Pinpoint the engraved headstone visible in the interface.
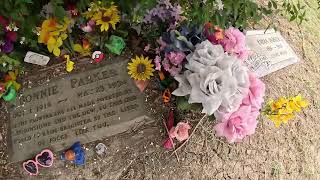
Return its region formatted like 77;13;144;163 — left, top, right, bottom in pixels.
244;29;299;77
8;59;149;162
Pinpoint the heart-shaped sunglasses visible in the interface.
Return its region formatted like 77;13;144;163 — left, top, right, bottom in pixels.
22;149;54;176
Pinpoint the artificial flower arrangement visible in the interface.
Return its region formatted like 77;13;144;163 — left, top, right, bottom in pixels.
0;0;309;145
34;1;128;73
124;0;309;147
0;1;130;103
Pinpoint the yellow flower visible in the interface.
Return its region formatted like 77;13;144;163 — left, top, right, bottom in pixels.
92;6;120;32
64;55;74;73
5;69;21;91
292;95;308;108
127;55;155;80
38;18;59;44
73;42;91;56
38;18;70;57
264;95;308;128
272;97;287;110
47;37;63;57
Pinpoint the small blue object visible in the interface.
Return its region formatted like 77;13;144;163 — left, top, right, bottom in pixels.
60;141;85;166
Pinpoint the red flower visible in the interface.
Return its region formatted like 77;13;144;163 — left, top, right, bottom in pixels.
204;22;224;44
6;31;17;42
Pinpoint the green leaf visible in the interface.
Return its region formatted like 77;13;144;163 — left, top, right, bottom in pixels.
271;0;277;9
176;96;192;110
208;114;216;122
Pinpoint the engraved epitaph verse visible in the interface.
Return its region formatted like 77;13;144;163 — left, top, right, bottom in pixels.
244;31;299;77
9;61;146;162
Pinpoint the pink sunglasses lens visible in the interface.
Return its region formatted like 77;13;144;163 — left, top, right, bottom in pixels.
24;162;37;174
37;152;53;166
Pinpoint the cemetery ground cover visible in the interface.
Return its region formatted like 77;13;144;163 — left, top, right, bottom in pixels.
1;0;320;179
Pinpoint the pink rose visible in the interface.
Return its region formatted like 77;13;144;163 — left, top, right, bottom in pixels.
242;73;265;111
214;73;265;143
221;27;249;60
214;105;259;143
169;122;191;142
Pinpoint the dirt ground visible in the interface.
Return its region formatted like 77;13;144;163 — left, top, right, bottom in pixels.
1;1;320;180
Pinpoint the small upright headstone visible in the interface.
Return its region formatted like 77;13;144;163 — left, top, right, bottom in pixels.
8;58;149;162
244;29;299;77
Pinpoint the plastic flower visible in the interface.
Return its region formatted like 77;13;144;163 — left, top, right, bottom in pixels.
64;55;74;73
263;95;308;128
4;69;21;91
38;18;70;56
127;55;155;80
169;122;191;142
73;39;91;56
221;27;250;60
161;51;185;76
1;41;13;53
80;20;95;32
143;0;185;29
172;40;250;115
214;105;258;143
204;23;224;44
154;55;162;71
241;73;266;111
92;5;120;32
214;73;265;143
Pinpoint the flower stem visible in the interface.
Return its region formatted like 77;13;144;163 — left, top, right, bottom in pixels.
67;31;75;55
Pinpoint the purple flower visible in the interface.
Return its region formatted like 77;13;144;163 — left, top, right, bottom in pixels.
1;40;14;53
161;54;183;76
165;51;185;66
143;0;185;29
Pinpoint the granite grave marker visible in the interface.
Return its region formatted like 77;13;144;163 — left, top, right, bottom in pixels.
8;59;148;162
244;29;299;77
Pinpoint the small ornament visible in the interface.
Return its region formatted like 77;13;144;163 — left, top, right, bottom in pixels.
2;83;16;102
22;149;54;176
92;51;105;63
60;141;85;166
134;80;149;92
105;35;125;55
95;143;107;155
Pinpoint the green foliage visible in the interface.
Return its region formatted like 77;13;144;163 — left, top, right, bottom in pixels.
177;0;268;30
116;0;157;24
0;0;33;22
0;54;21;73
178;0;307;29
176;96;192;110
76;0;91;13
51;0;67;22
281;0;307;24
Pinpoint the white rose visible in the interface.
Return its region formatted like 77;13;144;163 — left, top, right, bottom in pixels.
172;41;249;115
